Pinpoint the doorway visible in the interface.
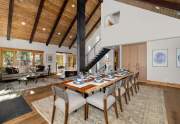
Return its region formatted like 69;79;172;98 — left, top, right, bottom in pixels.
122;42;147;81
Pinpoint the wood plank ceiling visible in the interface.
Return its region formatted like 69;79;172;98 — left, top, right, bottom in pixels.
0;0;179;49
0;0;101;48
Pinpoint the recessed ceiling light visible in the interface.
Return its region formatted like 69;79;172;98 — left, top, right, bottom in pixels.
21;21;26;26
57;32;61;35
42;28;46;31
72;4;75;8
155;6;160;10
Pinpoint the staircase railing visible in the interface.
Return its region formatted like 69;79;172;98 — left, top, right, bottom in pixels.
86;38;101;65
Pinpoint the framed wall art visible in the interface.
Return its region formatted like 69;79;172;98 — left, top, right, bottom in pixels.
152;49;168;67
176;48;180;67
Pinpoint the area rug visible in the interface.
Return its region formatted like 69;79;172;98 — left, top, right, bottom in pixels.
32;86;168;124
0;96;32;123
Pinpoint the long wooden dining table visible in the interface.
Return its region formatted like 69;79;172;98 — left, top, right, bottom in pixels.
61;72;133;97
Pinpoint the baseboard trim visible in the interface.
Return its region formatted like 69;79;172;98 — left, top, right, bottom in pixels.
139;80;180;89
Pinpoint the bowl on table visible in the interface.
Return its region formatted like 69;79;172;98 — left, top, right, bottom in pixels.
73;80;84;85
73;78;84;85
94;78;104;83
108;75;114;79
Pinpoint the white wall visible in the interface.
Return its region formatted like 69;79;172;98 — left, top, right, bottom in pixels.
147;37;180;84
101;0;180;47
99;0;180;84
0;37;77;72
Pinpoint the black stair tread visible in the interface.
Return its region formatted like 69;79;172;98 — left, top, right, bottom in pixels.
84;48;110;71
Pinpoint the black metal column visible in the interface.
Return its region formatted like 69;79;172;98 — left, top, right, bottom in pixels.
77;0;86;73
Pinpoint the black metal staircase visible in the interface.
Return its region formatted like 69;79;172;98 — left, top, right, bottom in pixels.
84;48;110;72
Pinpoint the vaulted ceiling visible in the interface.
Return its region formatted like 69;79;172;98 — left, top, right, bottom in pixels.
0;0;179;49
0;0;101;48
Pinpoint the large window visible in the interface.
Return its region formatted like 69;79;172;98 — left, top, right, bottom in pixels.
0;48;43;67
16;51;33;67
2;50;15;67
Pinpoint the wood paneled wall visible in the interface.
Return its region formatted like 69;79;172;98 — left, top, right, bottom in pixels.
122;42;147;80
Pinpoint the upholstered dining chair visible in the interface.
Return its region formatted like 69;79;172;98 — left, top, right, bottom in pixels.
116;77;129;112
86;84;118;124
51;86;86;124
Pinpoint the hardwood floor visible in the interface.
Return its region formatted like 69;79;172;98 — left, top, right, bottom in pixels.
164;87;180;124
3;83;180;124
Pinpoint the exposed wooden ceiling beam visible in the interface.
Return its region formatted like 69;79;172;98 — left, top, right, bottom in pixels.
69;36;76;49
58;0;88;47
86;2;101;25
69;1;102;49
7;0;14;40
29;0;45;43
58;15;76;47
136;0;180;11
46;0;68;46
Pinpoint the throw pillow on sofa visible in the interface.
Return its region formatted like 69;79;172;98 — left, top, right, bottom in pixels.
5;67;19;74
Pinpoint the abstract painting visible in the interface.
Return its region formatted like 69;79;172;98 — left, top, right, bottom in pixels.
152;49;168;67
177;48;180;67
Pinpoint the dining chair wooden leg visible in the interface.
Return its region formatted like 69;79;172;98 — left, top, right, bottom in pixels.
84;104;86;120
85;103;89;120
127;89;131;101
104;100;109;124
124;93;128;104
118;96;123;112
134;83;138;93
51;105;56;124
113;102;118;118
130;87;134;96
104;109;109;124
64;104;69;124
118;90;123;112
